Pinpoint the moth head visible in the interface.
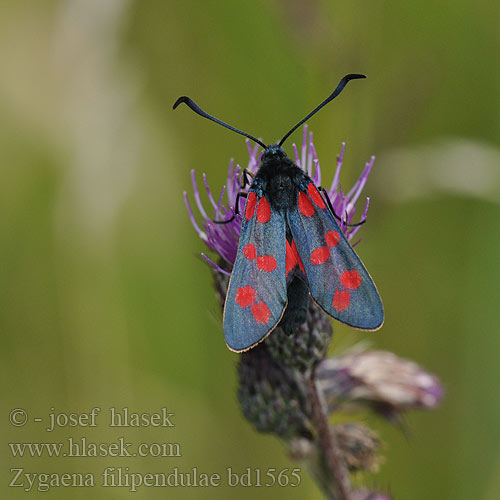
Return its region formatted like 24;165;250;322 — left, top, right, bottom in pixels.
262;144;286;161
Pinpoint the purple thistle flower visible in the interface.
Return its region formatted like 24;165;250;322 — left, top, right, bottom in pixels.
184;125;375;275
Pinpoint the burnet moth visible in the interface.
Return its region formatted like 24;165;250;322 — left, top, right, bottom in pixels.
174;74;384;352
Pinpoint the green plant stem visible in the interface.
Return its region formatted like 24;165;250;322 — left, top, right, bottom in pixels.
308;370;352;500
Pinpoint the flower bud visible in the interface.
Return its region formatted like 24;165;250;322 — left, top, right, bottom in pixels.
237;345;312;438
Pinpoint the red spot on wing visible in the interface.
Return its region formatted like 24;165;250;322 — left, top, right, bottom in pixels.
341;270;362;290
245;192;257;221
235;286;256;308
286;239;306;276
298;192;315;217
285;240;295;276
251;301;271;324
308;183;326;209
243;243;256;260
291;239;305;273
257;255;277;272
311;246;330;265
332;290;350;312
257;197;271;223
325;230;340;247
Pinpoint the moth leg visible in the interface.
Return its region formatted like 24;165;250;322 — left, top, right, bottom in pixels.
211;169;254;225
240;168;255;189
212;191;248;225
317;185;366;228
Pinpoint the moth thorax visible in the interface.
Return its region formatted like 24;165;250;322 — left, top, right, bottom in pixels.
267;174;297;210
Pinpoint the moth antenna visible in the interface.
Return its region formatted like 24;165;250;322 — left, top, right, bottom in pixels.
173;96;267;149
278;74;366;147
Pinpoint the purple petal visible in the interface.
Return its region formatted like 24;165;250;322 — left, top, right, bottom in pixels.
184;192;207;241
346;156;374;213
329;142;346;194
300;124;308;170
214;185;227;221
292;143;300;166
309;141;321;184
202;253;231;276
203;173;220;212
307;131;314;177
190;169;208;220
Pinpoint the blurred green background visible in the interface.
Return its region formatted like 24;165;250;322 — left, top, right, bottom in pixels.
1;1;499;498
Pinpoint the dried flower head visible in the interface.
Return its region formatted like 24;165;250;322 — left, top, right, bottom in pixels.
335;422;382;472
316;349;443;419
